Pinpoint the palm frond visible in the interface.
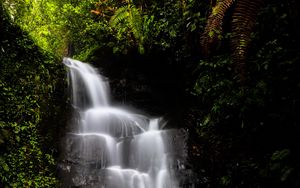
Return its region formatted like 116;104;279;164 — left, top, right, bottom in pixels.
231;0;264;82
201;0;234;57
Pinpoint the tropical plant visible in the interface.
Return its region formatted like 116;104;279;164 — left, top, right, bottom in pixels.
109;0;145;54
231;0;264;82
201;0;264;82
200;0;234;57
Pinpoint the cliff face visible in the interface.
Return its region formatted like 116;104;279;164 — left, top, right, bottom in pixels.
0;5;66;186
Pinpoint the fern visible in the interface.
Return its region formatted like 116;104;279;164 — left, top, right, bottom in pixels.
109;3;145;54
109;6;129;27
128;5;143;40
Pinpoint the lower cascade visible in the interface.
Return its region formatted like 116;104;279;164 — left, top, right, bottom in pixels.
59;58;188;188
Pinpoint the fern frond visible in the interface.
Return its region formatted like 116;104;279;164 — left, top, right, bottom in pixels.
109;3;145;54
109;6;129;27
128;5;143;41
201;0;234;57
231;0;264;82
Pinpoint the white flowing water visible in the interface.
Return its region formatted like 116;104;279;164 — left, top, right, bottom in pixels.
62;58;178;188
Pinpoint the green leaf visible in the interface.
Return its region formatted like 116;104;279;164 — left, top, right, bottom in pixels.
271;149;290;161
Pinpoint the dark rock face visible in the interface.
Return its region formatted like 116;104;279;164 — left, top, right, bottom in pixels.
90;53;186;118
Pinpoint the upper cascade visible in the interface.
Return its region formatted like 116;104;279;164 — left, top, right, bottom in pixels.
63;57;110;108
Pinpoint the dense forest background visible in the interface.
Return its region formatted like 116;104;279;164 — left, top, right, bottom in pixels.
1;0;300;187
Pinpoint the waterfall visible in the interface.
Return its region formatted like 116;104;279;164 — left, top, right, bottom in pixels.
60;58;186;188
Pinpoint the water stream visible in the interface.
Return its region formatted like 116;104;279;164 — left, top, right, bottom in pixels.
60;58;186;188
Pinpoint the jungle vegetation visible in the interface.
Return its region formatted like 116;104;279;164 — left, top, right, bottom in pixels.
1;0;300;187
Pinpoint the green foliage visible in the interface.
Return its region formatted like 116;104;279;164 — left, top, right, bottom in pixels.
3;0;111;59
192;55;244;129
190;1;300;185
59;1;112;56
4;0;64;57
268;149;293;182
110;6;130;27
109;3;145;54
2;0;208;59
0;5;63;186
